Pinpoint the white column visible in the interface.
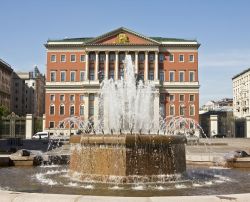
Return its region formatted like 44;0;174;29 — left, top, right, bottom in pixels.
210;115;218;137
115;51;119;80
154;51;159;81
154;92;160;130
94;93;99;126
135;51;138;74
95;51;99;80
245;116;250;138
145;51;148;81
105;51;109;79
25;114;33;139
42;114;46;131
85;52;89;81
84;93;89;121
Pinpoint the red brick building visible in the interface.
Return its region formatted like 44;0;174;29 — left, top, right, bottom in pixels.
44;27;200;134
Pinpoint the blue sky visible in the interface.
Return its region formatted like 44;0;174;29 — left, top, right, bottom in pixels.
1;0;250;105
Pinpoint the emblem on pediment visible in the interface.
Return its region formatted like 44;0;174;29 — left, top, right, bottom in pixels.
115;33;129;44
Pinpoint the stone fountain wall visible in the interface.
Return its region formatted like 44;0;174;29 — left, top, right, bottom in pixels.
69;135;186;183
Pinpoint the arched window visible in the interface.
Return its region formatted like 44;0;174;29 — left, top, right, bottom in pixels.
59;104;65;115
70;105;75;116
169;105;175;116
80;105;84;116
50;104;55;115
179;105;185;116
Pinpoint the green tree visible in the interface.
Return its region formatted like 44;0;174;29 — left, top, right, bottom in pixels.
0;105;10;117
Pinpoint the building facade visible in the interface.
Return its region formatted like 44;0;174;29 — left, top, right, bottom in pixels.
11;66;45;117
0;59;13;111
45;27;200;134
232;68;250;118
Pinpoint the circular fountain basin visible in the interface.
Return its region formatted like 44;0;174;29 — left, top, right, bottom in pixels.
69;134;187;183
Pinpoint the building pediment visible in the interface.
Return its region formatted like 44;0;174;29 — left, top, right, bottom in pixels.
85;27;160;45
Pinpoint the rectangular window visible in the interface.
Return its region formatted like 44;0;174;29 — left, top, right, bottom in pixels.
149;54;155;61
80;55;85;62
60;94;65;101
169;94;175;102
70;54;76;62
100;54;105;61
179;71;185;82
170;105;175;116
179;94;184;102
49;121;55;128
50;71;56;82
80;95;84;102
149;70;154;80
159;70;164;81
189;71;195;82
50;94;55;101
89;94;95;101
50;55;56;62
139;53;144;61
109;53;115;61
90;54;96;61
189;94;195;102
179;54;184;62
60;105;65;115
169;71;175;82
190;105;195;116
169;54;174;62
50;105;55;115
119;54;125;61
70;95;75;102
189;54;194;62
80;105;84;116
70;71;76;81
80;71;85;81
159;53;164;62
109;69;114;79
60;71;66;82
89;69;95;80
160;94;165;103
70;106;75;116
61;55;66;62
180;106;185;116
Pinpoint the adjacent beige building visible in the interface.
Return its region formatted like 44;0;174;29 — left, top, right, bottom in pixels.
0;59;13;111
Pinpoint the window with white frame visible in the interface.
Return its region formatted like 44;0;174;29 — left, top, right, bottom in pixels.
189;71;195;82
80;95;84;102
50;94;55;102
169;94;175;102
70;95;75;102
169;54;174;62
60;94;65;101
70;54;76;62
50;71;56;82
179;54;184;62
80;55;85;62
80;105;84;116
49;121;55;128
179;71;185;82
159;53;164;62
170;105;175;116
159;70;164;81
70;71;76;81
61;55;66;62
50;55;56;62
180;105;185;116
190;105;195;116
50;105;55;115
70;105;75;116
179;94;184;102
59;104;65;115
60;71;66;82
80;71;85;81
189;94;194;102
149;70;154;80
169;71;175;82
189;54;194;62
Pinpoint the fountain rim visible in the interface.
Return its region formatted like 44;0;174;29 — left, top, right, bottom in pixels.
70;134;187;145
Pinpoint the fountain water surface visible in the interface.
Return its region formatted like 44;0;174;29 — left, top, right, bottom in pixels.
69;55;189;183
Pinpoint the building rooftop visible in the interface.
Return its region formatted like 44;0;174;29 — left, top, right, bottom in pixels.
232;67;250;80
0;58;13;72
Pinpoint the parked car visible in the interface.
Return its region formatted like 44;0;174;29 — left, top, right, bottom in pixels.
32;132;49;139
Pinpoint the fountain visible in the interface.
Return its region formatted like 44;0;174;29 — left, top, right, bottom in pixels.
69;55;187;183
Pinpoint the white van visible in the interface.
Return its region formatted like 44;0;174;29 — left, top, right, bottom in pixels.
32;132;49;139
